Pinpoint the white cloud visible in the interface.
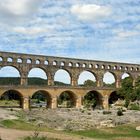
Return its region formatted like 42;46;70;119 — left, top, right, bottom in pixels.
113;29;140;39
117;31;139;38
71;4;112;22
13;26;51;35
0;0;43;25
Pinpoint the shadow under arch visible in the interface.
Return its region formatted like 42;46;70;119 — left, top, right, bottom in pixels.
78;70;97;86
83;90;103;109
0;66;21;85
30;90;52;108
0;90;23;108
109;91;124;106
54;69;71;86
28;67;48;85
57;90;77;108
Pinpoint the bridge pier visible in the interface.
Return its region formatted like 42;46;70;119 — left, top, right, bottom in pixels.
102;95;109;110
76;96;82;108
97;74;103;87
47;73;54;86
71;79;77;86
22;96;29;110
21;77;28;86
51;97;57;109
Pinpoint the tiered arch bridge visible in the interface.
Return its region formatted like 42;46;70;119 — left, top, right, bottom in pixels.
0;51;140;110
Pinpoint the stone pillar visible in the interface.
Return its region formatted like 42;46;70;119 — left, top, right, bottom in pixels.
97;74;103;87
48;72;54;86
71;78;78;86
132;74;138;87
51;97;57;109
102;95;109;110
20;72;28;86
133;78;136;87
71;71;78;86
76;96;82;108
22;96;29;110
116;75;121;88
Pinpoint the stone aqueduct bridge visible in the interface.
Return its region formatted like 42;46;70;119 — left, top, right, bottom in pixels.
0;51;140;110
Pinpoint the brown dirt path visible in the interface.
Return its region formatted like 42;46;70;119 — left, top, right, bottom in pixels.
0;127;96;140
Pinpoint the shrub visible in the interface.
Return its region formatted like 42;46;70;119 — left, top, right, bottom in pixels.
23;136;47;140
129;103;140;110
117;109;123;116
81;110;84;113
124;99;130;108
103;110;111;115
87;112;91;115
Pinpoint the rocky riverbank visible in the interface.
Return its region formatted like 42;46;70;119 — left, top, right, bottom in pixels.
1;108;138;131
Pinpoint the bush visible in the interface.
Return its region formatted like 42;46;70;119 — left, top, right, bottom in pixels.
129;103;140;110
23;136;59;140
103;110;111;115
81;110;85;113
124;99;130;108
23;136;47;140
117;109;123;116
87;112;91;115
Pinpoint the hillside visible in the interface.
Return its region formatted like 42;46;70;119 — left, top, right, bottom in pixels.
0;77;69;86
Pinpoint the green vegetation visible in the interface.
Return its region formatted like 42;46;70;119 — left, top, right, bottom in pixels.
23;136;59;140
0;100;19;106
0;77;69;86
0;119;140;140
129;103;140;110
23;136;47;140
83;91;100;109
68;124;140;139
117;77;140;108
0;119;49;132
58;92;73;108
83;80;96;87
0;77;21;85
117;108;123;116
103;82;115;88
0;120;37;130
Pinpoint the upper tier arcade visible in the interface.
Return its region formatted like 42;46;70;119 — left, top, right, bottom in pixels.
0;51;139;88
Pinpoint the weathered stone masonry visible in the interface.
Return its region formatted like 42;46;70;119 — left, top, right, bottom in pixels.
0;51;140;110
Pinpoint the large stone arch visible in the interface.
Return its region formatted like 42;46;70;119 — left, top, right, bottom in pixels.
109;91;124;106
121;72;133;87
0;64;22;76
28;67;48;85
57;90;77;108
103;71;116;87
0;89;23;108
31;90;52;108
0;66;21;85
83;90;103;109
54;68;72;85
121;72;133;80
78;70;97;86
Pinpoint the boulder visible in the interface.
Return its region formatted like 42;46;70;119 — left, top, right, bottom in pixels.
99;120;115;128
136;126;140;131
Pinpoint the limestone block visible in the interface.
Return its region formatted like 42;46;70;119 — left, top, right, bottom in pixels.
136;126;140;131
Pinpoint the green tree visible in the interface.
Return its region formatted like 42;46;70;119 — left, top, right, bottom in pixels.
83;92;98;109
117;77;133;107
133;76;140;101
83;80;96;87
103;82;115;87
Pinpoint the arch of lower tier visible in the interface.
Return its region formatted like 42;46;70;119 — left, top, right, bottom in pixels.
0;88;117;110
0;89;23;108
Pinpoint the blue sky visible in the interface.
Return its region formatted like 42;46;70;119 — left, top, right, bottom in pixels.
0;0;139;83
